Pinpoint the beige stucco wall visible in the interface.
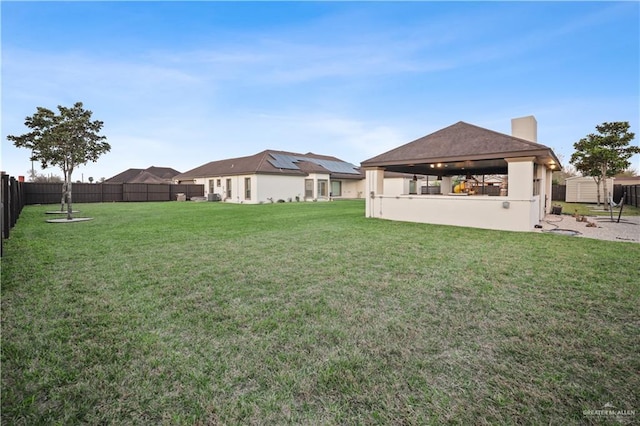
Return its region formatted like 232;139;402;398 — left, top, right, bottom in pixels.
364;158;551;232
367;194;538;232
194;174;298;204
189;174;365;204
339;179;365;199
383;177;408;195
511;116;537;142
255;174;304;203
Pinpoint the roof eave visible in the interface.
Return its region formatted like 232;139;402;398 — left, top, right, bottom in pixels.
361;148;558;168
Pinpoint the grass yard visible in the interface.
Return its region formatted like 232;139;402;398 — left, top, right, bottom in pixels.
553;201;640;217
2;200;639;425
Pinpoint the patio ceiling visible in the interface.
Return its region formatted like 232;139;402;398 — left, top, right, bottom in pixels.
384;158;509;176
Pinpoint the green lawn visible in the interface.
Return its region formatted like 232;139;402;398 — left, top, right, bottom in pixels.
2;200;638;425
553;201;640;216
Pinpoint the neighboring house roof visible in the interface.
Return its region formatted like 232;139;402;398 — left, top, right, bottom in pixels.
175;150;363;181
614;176;640;185
105;166;181;183
361;121;560;175
565;176;613;181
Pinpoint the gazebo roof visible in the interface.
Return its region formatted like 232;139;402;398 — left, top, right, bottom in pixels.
361;121;560;175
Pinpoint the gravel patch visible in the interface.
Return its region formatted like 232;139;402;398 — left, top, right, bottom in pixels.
538;214;639;243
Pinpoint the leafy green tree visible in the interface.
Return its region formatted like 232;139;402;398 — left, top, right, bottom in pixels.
570;122;638;208
8;102;110;219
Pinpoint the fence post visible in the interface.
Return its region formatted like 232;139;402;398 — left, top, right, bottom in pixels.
2;173;10;240
1;173;5;256
10;177;17;229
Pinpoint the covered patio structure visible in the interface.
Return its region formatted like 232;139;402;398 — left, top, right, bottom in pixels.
361;116;561;232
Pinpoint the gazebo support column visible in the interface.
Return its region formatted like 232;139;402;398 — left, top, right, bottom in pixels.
506;156;538;229
365;167;385;218
544;167;553;214
440;176;453;194
505;157;535;199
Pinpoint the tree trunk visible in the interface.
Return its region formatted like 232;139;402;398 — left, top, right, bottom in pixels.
66;170;74;220
601;165;609;211
60;182;66;212
594;176;602;207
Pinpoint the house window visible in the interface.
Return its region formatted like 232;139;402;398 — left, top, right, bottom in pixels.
217;179;221;187
305;179;314;198
330;180;342;197
226;178;232;199
244;177;251;200
318;179;328;198
209;179;215;194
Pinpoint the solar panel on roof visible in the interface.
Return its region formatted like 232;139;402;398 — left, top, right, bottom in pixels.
313;159;360;174
268;153;300;170
268;153;359;174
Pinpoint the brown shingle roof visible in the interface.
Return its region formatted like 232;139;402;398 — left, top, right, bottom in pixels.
105;166;181;183
175;150;362;180
361;121;560;167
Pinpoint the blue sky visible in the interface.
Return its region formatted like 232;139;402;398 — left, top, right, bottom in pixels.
2;1;638;180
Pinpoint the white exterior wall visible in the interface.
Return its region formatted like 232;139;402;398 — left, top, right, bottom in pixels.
195;174;299;204
337;179;365;199
194;177;222;199
223;175;250;203
255;174;304;203
506;157;534;199
301;173;330;201
367;195;537;232
383;178;409;195
383;177;430;196
186;174;365;204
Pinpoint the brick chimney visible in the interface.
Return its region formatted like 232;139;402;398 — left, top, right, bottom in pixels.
511;115;537;142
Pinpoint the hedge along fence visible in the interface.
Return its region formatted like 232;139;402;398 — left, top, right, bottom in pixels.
24;182;204;205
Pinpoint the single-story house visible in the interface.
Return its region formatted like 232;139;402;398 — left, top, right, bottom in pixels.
360;116;561;232
105;166;181;184
565;176;615;203
174;150;365;203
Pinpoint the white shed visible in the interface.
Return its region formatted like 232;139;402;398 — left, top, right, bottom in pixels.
565;176;614;203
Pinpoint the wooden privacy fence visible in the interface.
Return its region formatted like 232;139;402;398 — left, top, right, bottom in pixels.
623;185;639;208
24;182;204;205
552;184;566;201
1;173;26;256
